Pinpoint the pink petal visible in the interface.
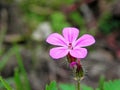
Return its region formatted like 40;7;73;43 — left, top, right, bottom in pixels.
75;34;95;47
62;27;79;43
50;47;68;59
46;33;67;46
70;48;87;58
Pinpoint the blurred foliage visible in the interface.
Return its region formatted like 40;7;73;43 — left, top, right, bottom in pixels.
14;45;31;90
19;0;74;10
0;30;6;56
103;80;120;90
0;45;31;90
81;85;93;90
69;11;86;29
0;46;120;90
68;11;90;36
98;76;105;90
0;47;15;71
59;83;76;90
17;0;96;36
45;79;120;90
0;76;12;90
99;12;120;34
51;12;71;33
14;68;23;90
46;81;58;90
18;0;74;31
45;81;76;90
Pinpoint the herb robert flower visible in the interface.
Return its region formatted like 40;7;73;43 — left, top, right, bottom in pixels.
46;27;95;59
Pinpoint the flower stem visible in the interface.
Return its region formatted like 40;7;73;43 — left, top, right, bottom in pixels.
77;78;81;90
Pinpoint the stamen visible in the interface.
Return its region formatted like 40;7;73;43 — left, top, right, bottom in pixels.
68;43;73;50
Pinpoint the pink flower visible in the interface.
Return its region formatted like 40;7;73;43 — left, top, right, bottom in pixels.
46;27;95;59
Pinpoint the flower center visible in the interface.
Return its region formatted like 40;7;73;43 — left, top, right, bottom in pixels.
68;43;73;50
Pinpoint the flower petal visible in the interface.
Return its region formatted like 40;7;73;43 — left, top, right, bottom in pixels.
70;48;87;58
75;34;95;47
46;33;67;46
50;47;68;59
62;27;79;43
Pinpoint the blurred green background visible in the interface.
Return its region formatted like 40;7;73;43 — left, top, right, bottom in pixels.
0;0;120;90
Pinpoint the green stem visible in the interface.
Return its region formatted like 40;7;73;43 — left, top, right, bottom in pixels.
77;79;80;90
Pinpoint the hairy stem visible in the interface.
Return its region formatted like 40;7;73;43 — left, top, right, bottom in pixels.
77;79;80;90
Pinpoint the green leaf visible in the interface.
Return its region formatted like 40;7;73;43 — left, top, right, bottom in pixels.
0;77;14;89
14;68;23;90
0;76;13;90
103;80;120;90
45;81;58;90
14;45;31;90
59;83;76;90
81;85;93;90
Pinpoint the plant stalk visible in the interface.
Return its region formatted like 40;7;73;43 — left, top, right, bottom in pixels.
77;79;80;90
